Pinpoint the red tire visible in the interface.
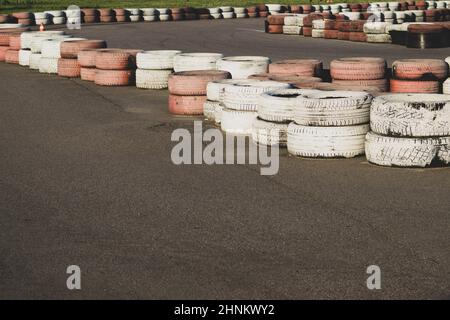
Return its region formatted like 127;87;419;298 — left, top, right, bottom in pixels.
267;24;283;34
302;26;312;37
348;31;367;42
0;14;10;23
168;70;231;95
349;20;365;32
83;15;98;23
81;8;98;16
337;31;350;40
259;11;269;18
392;59;448;80
390;79;440;93
58;58;81;78
312;82;381;93
5;49;19;64
95;49;142;70
172;14;185;21
60;40;107;59
100;15;114;23
332;79;389;92
78;49;99;67
330;57;387;80
0;46;8;61
269;59;322;77
12;12;31;19
9;34;21;50
114;9;126;16
98;8;113;16
80;67;96;81
269;74;322;84
324;29;338;39
267;15;285;25
168;94;206;115
94;69;134;86
0;32;12;46
407;24;445;34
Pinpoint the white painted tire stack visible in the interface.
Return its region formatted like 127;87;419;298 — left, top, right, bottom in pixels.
141;8;157;21
287;90;372;158
220;7;234;19
45;10;65;24
34;12;50;25
19;49;31;66
173;53;223;72
252;88;318;146
221;80;290;134
126;8;142;22
216;56;270;79
136;50;181;89
366;94;450;167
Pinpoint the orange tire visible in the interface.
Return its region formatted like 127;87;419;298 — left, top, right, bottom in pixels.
83;15;98;23
0;46;8;61
94;69;134;86
5;49;19;64
8;34;21;50
330;57;386;80
168;94;206;115
266;15;285;25
78;49;100;67
390;79;440;93
267;24;283;34
302;26;312;37
58;58;81;78
80;67;96;81
269;59;322;77
332;79;389;92
95;49;142;70
392;59;448;80
61;40;107;59
100;15;114;23
168;70;231;95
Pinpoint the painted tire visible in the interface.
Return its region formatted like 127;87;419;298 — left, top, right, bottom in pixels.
57;58;81;77
95;49;142;70
330;57;387;80
168;94;206;115
168;70;231;95
136;69;172;89
9;34;21;50
390;79;440;93
39;57;58;73
221;108;258;135
136;50;181;70
78;49;100;67
95;69;135;86
5;49;19;64
0;46;9;61
29;53;41;70
392;59;448;80
252;118;289;146
80;67;96;81
60;40;107;59
216;56;270;79
332;79;389;92
173;53;223;72
269;59;323;77
18;49;31;66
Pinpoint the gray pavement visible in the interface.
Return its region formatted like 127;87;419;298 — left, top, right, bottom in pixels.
0;18;449;299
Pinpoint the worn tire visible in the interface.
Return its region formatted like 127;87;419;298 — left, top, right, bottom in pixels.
392;59;448;80
206;79;257;102
294;90;372;126
168;94;206;115
57;58;81;77
136;50;181;70
136;69;172;89
269;59;322;77
390;79;440;93
173;53;223;72
95;69;134;86
370;93;450;137
80;67;96;81
203;100;220;121
287;123;369;158
365;131;450;167
221;108;258;134
216;56;270;79
252;118;289;146
330;57;387;80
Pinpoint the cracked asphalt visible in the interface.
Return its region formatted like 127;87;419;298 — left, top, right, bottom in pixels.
0;18;449;299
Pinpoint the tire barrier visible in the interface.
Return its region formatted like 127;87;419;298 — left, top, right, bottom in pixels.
269;59;323;77
216;56;270;79
173;53;223;72
136;50;181;89
94;49;142;86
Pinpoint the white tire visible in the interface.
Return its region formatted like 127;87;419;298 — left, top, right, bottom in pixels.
312;19;325;29
287;123;369;158
363;22;389;34
126;8;141;15
140;8;156;15
136;50;181;70
215;104;224;124
208;8;220;14
444;79;450;94
252;118;288;146
258;88;319;122
136;69;172;89
266;4;282;11
294;91;372;126
211;13;223;19
173;53;223;72
33;12;49;19
219;6;232;12
366;33;392;43
445;57;450;67
383;11;394;19
52;17;66;24
206;79;257;102
156;8;168;14
221;108;258;135
223;80;291;111
0;23;24;29
35;18;50;25
236;13;248;18
283;26;302;35
204;100;220;120
234;7;246;14
342;12;362;20
29;53;42;70
284;15;304;26
21;31;64;50
129;14;141;22
159;14;170;21
44;10;63;17
370;94;450;137
39;57;58;74
312;29;325;38
40;37;83;58
143;15;157;21
31;34;71;53
216;56;270;80
222;12;235;19
19;49;31;66
365;131;450;167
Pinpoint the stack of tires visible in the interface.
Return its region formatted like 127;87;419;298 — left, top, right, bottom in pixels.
247;6;259;18
216;56;270;79
29;32;69;70
45;10;65;25
364;22;392;43
126;8;142;22
390;59;448;93
204;79;254;123
33;12;50;26
173;53;223;72
168;70;231;115
99;8;114;23
114;9;128;22
221;80;290;134
40;37;83;74
82;9;98;24
94;49;142;86
253;88;316;146
59;40;106;78
5;33;20;64
283;14;306;35
136;50;181;89
366;94;450;167
288;91;372;158
171;8;185;21
234;7;248;18
330;57;388;92
156;8;170;22
265;14;285;33
141;8;157;22
257;4;269;17
78;48;100;81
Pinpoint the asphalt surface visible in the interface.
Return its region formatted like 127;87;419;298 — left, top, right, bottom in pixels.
1;18;449;300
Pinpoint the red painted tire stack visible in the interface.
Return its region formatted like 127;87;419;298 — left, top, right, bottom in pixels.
99;8;114;23
59;40;107;78
348;20;367;42
78;49;100;81
323;19;338;39
337;21;351;40
82;8;99;24
330;57;388;92
114;9;127;22
94;49;142;86
265;14;285;34
168;70;231;115
4;33;20;64
257;4;269;18
390;59;448;93
247;6;259;18
0;32;11;62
